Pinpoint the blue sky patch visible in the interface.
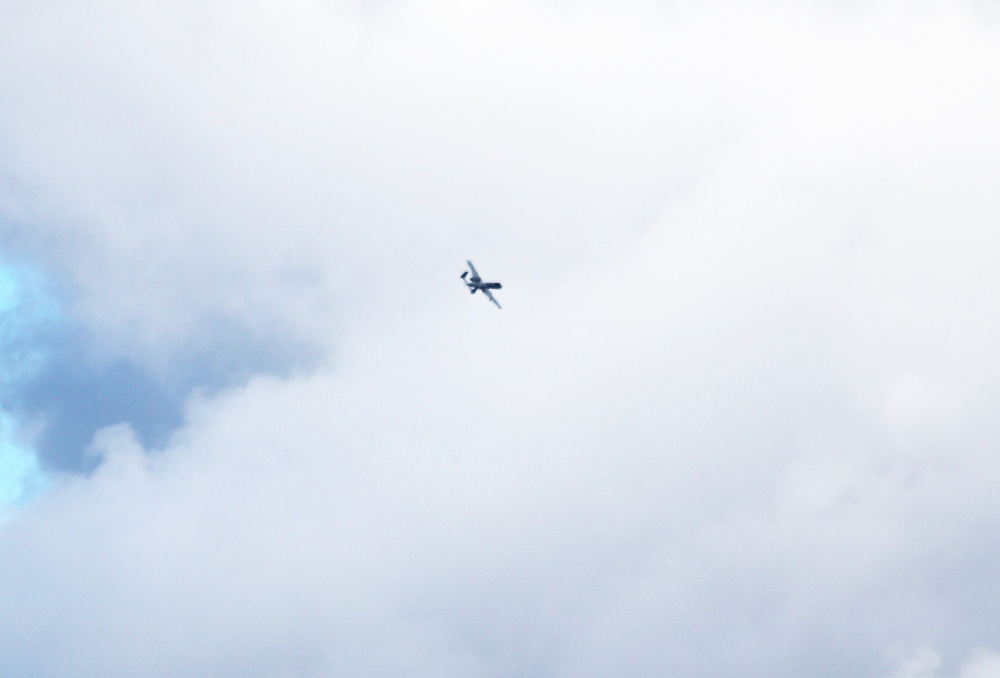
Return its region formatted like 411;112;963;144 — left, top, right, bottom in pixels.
1;268;323;478
0;262;58;506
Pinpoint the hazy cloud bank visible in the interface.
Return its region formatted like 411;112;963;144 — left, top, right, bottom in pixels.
2;0;1000;675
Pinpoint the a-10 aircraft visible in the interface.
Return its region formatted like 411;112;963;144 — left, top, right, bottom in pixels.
461;260;502;309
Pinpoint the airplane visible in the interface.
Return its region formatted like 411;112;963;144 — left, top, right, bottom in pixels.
461;260;502;309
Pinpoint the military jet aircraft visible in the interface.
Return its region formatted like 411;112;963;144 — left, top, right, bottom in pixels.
461;260;502;309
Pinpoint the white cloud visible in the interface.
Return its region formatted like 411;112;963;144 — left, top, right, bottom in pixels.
2;0;1000;675
959;651;1000;678
890;648;1000;678
892;648;943;678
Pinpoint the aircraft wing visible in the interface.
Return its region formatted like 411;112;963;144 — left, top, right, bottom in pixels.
482;288;501;309
466;260;480;280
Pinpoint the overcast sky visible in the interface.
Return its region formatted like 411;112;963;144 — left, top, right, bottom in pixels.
2;0;1000;676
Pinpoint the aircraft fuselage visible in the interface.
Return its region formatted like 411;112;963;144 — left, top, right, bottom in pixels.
461;262;503;308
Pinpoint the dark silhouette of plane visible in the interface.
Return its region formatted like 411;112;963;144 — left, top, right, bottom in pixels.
461;260;502;309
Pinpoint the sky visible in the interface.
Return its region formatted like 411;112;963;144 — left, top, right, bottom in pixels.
2;0;1000;675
